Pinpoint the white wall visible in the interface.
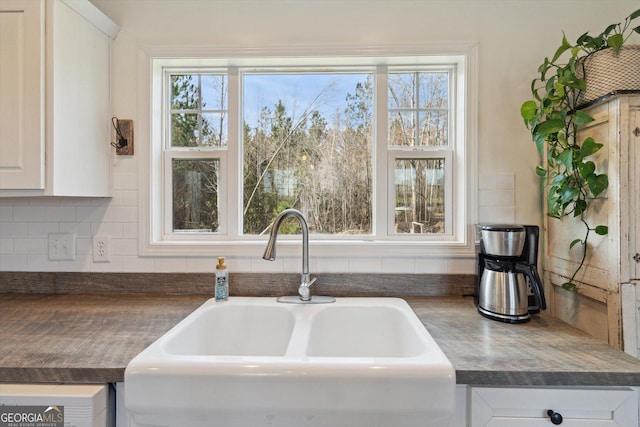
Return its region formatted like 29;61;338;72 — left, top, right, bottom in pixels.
1;0;638;274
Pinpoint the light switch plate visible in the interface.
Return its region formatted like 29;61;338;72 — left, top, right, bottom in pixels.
48;233;76;261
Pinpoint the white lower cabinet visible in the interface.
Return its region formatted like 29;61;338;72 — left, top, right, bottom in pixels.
0;383;113;427
116;382;639;427
469;386;638;426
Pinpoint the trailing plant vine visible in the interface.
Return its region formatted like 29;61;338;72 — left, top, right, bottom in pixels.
520;9;640;291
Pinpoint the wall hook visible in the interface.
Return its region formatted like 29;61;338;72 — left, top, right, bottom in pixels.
111;117;134;155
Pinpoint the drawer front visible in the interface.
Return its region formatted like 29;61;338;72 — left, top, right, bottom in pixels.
470;387;638;426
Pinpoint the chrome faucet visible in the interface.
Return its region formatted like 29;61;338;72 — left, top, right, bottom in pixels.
263;209;334;304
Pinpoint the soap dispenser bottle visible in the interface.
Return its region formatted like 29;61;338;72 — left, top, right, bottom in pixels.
215;257;228;302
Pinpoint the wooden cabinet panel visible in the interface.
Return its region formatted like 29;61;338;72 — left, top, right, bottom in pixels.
545;95;640;348
631;108;640;281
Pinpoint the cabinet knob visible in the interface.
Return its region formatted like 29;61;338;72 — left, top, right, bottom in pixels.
546;409;563;424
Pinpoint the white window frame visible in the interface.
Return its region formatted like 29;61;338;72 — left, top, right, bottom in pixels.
139;43;478;257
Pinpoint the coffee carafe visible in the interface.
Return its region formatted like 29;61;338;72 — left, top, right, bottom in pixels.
476;224;546;323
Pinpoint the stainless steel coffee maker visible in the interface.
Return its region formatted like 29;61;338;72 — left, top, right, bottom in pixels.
476;224;546;323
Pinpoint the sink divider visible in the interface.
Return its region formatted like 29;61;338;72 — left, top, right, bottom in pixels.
283;309;315;358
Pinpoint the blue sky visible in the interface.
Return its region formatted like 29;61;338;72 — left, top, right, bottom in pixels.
242;72;370;128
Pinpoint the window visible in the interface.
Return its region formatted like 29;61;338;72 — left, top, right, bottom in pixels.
143;46;477;256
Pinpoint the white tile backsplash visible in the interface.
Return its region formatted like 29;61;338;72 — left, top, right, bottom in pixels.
13;238;47;255
0;238;13;254
27;222;60;238
123;255;156;272
480;189;514;207
477;172;516;224
348;257;383;274
0;222;28;238
0;254;27;271
0;206;12;221
414;258;450;274
0;165;481;275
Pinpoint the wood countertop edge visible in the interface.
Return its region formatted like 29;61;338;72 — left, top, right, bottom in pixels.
454;370;640;387
2;294;640;387
4;368;640;388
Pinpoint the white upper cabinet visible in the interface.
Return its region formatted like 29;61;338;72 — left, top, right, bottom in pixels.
0;0;119;197
0;0;44;190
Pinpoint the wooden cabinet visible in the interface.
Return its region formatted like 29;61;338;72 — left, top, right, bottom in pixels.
470;386;638;426
544;94;640;348
0;0;119;197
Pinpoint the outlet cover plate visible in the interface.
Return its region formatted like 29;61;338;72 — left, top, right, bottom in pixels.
93;235;111;262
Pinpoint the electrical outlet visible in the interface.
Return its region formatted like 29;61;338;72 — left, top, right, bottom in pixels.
48;233;76;261
93;235;111;262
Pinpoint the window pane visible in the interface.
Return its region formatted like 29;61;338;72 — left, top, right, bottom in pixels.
170;74;228;147
388;71;449;147
201;75;227;110
202;112;227;147
171;113;198;147
418;110;448;146
171;75;199;110
394;159;445;234
242;72;373;235
172;159;220;232
389;111;415;146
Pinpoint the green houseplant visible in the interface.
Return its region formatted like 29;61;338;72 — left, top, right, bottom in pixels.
521;9;640;291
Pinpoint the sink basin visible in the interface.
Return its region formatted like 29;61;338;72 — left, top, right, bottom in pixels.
165;303;295;356
305;305;425;357
125;297;455;427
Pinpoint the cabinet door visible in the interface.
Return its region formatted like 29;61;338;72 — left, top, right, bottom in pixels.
0;0;45;189
632;107;640;280
470;386;638;426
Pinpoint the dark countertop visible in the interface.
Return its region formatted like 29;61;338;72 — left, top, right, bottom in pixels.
2;293;640;386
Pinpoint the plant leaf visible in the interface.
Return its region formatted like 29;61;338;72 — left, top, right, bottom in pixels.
587;173;608;197
520;101;538;121
607;34;624;52
578;161;596;179
561;187;579;204
558;149;573;170
573;199;587;216
570;238;583;249
534;119;564;137
580;137;603;158
535;166;547;177
552;34;572;62
572;110;594;126
602;24;617;37
629;8;640;20
595;225;608;235
562;282;578;292
576;31;590;45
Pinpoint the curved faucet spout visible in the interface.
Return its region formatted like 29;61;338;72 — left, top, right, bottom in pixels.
262;209;309;278
263;208;331;303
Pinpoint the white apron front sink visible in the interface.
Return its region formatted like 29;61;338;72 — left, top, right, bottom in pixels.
125;297;455;427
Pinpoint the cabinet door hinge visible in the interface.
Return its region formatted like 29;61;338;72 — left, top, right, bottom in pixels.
634;253;640;263
633;127;640;137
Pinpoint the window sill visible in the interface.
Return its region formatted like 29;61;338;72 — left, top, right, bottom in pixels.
139;237;476;258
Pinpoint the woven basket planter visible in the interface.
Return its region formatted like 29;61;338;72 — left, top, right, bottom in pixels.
576;45;640;107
